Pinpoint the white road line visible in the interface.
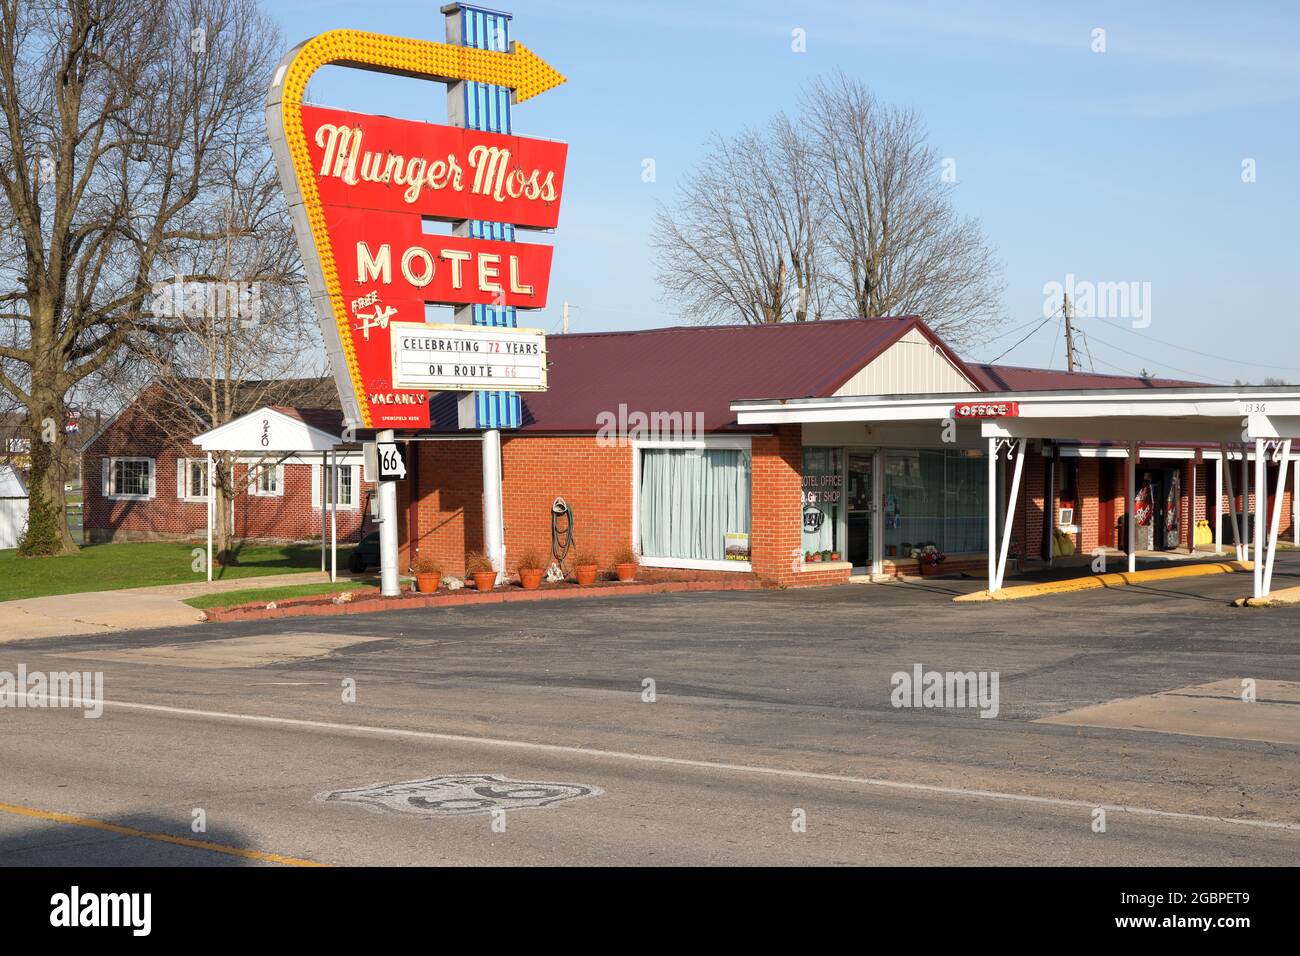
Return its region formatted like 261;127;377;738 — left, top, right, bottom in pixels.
69;697;1300;835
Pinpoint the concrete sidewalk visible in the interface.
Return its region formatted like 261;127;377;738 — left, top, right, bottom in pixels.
0;572;356;642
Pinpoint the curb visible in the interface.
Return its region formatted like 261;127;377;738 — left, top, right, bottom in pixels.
202;578;764;623
954;561;1252;603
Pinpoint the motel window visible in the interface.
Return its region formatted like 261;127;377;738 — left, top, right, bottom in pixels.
882;449;987;558
638;448;751;564
801;448;842;555
332;465;355;508
104;457;154;500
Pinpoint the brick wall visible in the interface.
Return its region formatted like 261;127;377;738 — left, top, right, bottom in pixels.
751;424;849;588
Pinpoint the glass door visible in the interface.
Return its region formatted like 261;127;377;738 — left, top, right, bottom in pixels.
846;451;873;569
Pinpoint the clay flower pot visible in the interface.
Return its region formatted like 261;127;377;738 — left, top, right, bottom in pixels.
519;568;543;590
614;563;636;582
472;571;497;591
414;572;441;594
575;564;599;586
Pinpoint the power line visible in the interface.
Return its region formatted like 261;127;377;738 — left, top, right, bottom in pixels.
986;307;1062;364
1082;329;1235;385
1088;315;1300;377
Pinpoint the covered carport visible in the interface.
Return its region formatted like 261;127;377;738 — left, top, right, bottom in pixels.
733;385;1300;599
193;407;348;583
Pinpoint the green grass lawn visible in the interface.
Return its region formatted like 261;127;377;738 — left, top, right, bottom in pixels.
184;579;372;610
0;541;344;602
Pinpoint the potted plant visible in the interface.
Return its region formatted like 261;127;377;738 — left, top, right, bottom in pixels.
573;551;599;586
412;554;441;594
465;551;497;591
516;550;545;590
613;545;638;582
820;549;831;562
910;544;946;576
830;550;841;562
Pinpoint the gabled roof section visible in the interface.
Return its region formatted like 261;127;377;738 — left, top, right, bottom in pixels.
194;405;343;452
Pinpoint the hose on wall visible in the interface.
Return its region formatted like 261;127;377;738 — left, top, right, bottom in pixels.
551;496;574;568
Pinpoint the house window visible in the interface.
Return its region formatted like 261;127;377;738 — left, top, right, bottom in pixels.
638;447;751;565
313;462;360;511
181;458;208;500
252;463;283;496
106;457;154;500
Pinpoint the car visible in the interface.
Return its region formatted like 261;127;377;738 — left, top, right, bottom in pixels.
348;531;380;574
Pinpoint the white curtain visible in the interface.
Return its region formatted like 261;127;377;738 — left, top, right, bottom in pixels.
640;448;751;561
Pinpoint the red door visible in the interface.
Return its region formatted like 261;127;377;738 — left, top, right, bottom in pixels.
1097;459;1115;549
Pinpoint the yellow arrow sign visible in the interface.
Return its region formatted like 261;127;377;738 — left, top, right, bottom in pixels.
265;29;566;427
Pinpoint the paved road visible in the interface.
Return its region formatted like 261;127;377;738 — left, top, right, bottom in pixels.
2;556;1299;866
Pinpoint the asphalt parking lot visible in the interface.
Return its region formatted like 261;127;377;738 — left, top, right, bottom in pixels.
2;556;1299;866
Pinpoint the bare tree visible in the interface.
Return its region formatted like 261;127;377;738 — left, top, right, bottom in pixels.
653;75;1005;346
652;111;827;325
804;74;1004;347
0;0;282;554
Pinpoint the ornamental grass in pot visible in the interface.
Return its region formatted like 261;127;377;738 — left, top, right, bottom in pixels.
573;551;599;586
465;551;497;591
412;555;442;594
613;545;638;582
516;550;545;590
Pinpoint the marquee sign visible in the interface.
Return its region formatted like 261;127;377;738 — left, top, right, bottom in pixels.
266;28;566;429
954;401;1021;418
391;322;547;391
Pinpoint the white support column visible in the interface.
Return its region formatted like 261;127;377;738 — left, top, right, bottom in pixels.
1126;442;1137;573
206;452;213;583
377;429;400;597
1263;440;1291;596
1188;461;1196;553
987;437;996;589
1254;439;1265;599
482;428;506;584
993;438;1027;592
329;449;338;584
1221;445;1243;561
1213;452;1223;552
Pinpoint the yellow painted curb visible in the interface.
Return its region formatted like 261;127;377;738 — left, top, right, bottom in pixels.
1234;583;1300;608
954;561;1252;602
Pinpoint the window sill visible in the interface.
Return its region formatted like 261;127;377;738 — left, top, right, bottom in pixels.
640;556;751;573
799;561;852;572
105;494;153;502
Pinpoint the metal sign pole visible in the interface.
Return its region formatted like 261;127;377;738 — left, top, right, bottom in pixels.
377;429;400;596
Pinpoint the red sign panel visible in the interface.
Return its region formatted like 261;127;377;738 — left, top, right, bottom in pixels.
321;206;553;309
302;105;567;228
954;401;1021;418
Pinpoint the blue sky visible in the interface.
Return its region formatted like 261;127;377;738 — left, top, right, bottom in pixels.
271;0;1300;384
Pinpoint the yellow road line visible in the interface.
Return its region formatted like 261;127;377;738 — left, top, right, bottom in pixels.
0;800;327;867
954;561;1252;602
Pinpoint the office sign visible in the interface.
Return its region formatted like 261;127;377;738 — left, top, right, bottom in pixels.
955;401;1021;418
392;322;547;392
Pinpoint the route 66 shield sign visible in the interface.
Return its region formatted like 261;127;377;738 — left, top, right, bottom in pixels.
322;774;602;817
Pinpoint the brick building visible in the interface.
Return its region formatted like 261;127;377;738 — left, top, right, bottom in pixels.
82;380;374;545
387;317;1297;587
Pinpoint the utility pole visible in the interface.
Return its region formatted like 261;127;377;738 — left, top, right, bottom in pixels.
1063;293;1076;372
562;300;569;334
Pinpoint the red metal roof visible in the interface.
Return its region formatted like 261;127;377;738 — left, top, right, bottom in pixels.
971;364;1202;391
423;319;1211;434
427;316;972;434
